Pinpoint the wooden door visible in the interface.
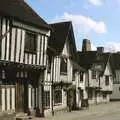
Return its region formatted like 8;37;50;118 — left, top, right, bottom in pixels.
16;79;26;112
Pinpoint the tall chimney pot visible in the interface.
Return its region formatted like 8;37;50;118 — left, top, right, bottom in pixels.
97;47;104;53
82;39;91;52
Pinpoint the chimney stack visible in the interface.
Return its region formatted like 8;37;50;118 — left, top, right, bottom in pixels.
82;39;91;52
97;47;104;53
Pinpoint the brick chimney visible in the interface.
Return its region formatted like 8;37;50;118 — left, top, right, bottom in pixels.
97;47;104;53
82;39;91;52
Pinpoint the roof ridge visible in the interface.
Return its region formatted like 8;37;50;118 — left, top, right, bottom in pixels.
0;0;50;29
22;0;48;25
49;21;72;25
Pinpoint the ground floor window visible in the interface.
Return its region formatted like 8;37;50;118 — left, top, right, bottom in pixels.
103;93;107;99
80;90;83;99
54;89;62;105
88;89;93;100
44;91;50;109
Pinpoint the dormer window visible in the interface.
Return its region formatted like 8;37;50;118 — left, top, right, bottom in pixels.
105;76;109;86
60;57;67;74
25;31;37;53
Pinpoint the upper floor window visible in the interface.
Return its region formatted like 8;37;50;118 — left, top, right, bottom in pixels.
105;76;109;86
60;57;67;74
80;72;84;82
25;31;37;53
72;70;75;81
92;70;96;79
48;56;52;72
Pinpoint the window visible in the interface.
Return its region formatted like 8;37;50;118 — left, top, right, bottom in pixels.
72;70;75;81
105;76;109;86
44;91;50;109
80;89;83;99
80;72;83;82
54;90;62;105
92;70;96;79
88;89;93;99
25;31;37;52
103;93;107;99
60;57;67;74
48;56;52;72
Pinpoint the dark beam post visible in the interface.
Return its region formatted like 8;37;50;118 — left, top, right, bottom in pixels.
36;71;44;117
51;56;54;116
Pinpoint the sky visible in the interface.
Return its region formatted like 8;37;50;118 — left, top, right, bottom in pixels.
26;0;120;52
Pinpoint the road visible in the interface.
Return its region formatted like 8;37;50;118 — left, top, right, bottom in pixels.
34;102;120;120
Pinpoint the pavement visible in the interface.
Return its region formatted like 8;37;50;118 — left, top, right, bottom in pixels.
33;102;120;120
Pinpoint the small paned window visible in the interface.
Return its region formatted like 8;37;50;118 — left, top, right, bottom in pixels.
60;57;67;74
92;70;96;79
80;89;83;99
44;91;50;109
88;89;93;99
80;72;84;82
54;90;62;105
48;56;52;72
72;70;75;81
103;93;107;99
25;31;37;53
105;76;109;86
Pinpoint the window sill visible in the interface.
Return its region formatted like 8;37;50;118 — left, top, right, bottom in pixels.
24;49;37;54
88;98;93;100
54;103;62;106
44;106;50;110
80;81;83;83
60;72;67;75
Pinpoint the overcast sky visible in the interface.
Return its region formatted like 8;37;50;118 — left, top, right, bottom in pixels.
27;0;120;52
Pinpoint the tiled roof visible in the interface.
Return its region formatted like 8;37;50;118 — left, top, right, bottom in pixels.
77;51;111;75
0;0;50;29
48;21;77;61
110;53;120;70
77;51;97;69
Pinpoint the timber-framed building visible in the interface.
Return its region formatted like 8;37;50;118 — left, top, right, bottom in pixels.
44;21;86;115
0;0;50;117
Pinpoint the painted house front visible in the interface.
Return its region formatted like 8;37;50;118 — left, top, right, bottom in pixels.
0;0;50;117
77;46;113;105
73;65;88;109
44;21;78;115
98;58;113;103
110;53;120;101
